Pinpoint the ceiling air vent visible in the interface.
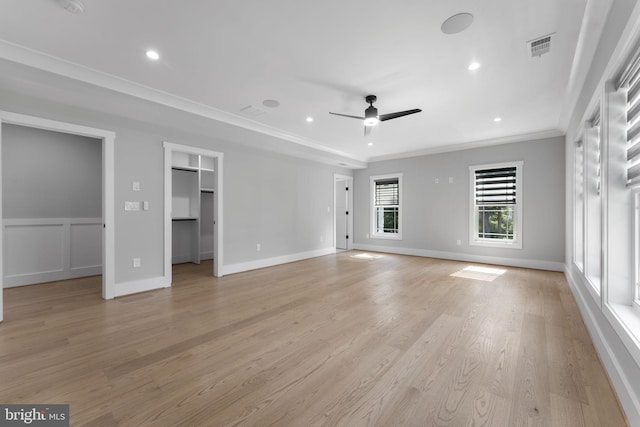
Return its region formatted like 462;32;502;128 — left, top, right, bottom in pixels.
527;33;554;58
239;105;267;117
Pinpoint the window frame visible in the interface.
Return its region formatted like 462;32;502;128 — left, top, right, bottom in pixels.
469;161;523;249
634;188;640;312
584;116;603;296
574;138;585;271
370;173;403;240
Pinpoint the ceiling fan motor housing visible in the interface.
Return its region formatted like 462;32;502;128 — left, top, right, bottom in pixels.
365;105;378;119
364;94;379;125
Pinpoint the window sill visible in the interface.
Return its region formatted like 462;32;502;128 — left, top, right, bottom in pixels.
605;303;640;370
469;239;522;249
371;233;402;241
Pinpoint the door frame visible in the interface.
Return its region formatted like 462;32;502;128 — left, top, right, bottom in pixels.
333;174;354;250
0;111;116;322
163;142;224;280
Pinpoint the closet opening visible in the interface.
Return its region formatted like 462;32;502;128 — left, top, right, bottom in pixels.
164;142;223;285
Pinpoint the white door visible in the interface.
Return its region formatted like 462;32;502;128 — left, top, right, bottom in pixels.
335;179;348;250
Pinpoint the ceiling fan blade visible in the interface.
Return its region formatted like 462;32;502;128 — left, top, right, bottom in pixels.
378;109;422;122
329;112;365;120
364;125;372;137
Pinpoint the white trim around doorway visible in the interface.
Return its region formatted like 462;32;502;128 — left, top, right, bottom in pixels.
0;111;116;322
163;142;224;282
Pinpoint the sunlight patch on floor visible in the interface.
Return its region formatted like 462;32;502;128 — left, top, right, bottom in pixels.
450;265;507;282
351;253;384;260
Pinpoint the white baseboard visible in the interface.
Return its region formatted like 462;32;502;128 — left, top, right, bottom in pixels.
352;244;564;271
3;266;102;288
564;267;640;427
114;275;171;298
224;248;335;275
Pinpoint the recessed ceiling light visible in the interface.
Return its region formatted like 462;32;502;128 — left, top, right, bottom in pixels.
145;50;160;61
441;13;474;35
262;99;280;108
494;117;502;122
468;62;481;71
368;142;373;146
306;117;314;123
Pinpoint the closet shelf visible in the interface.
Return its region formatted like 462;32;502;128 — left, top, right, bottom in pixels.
172;166;198;173
172;217;198;221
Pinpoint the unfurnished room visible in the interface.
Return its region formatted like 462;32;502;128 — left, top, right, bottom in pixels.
0;1;639;426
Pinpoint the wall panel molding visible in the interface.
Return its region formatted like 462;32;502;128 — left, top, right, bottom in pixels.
3;218;101;287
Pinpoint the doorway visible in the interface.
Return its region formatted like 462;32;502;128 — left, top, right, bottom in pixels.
0;111;116;322
334;174;353;250
163;142;224;282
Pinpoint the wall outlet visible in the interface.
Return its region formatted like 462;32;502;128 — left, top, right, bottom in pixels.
366;233;370;239
143;201;149;211
320;235;324;243
133;257;141;268
456;239;462;246
256;243;261;252
435;178;439;184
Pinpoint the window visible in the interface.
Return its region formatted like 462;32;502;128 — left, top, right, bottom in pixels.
585;110;602;294
469;162;523;248
620;47;640;310
574;139;584;270
370;174;402;239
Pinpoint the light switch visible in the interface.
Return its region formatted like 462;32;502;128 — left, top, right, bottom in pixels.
132;181;141;191
449;177;454;183
124;201;140;211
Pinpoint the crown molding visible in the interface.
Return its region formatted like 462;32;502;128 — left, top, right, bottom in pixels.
366;129;564;163
0;39;367;166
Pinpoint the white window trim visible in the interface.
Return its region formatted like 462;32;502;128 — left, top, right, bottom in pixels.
370;173;402;240
469;161;523;249
573;137;585;272
634;188;640;312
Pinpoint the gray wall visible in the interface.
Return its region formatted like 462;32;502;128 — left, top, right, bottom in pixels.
2;123;101;218
0;84;350;284
354;137;565;266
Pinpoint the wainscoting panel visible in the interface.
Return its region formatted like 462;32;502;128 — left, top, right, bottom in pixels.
70;222;102;271
3;218;102;287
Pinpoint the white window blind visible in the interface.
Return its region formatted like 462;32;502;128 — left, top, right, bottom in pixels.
474;167;517;205
375;179;399;206
618;47;640;186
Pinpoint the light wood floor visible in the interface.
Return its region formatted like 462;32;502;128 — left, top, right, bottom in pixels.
0;252;627;426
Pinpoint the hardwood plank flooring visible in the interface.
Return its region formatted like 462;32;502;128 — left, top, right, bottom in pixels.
0;252;627;426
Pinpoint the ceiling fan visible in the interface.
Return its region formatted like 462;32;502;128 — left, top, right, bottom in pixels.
329;95;421;136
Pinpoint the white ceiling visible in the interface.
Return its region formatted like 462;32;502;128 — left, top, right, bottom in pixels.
0;0;608;164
